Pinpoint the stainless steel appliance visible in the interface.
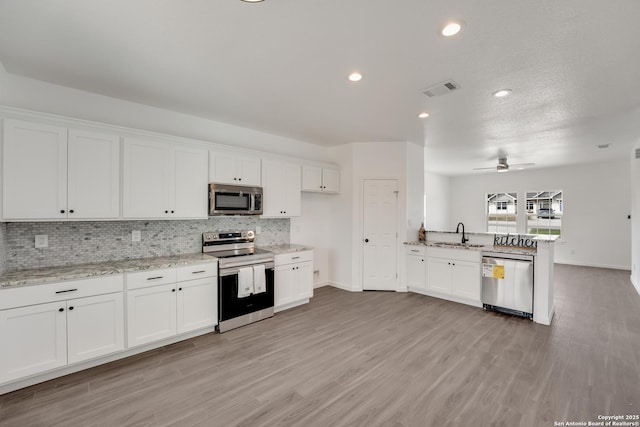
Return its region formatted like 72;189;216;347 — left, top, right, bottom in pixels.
209;183;263;216
481;252;534;319
202;230;274;332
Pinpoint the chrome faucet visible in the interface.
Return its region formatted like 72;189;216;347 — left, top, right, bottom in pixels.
456;222;469;244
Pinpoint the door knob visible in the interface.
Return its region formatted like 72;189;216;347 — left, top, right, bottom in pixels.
364;238;369;243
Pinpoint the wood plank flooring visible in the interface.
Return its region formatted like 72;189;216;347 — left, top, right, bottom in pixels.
1;264;639;426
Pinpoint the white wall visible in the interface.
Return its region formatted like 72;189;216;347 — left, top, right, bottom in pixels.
450;160;631;269
406;143;425;241
0;69;330;162
290;192;332;287
631;144;640;293
425;171;451;231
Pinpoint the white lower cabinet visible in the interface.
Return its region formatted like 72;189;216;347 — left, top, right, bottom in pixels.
0;276;125;384
274;251;314;311
126;263;218;348
424;247;482;305
405;246;427;290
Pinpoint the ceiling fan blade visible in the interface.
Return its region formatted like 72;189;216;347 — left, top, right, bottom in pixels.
509;162;535;167
472;166;497;170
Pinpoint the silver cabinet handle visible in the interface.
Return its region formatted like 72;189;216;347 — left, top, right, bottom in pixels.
292;256;301;260
147;276;164;281
55;288;77;294
411;250;419;253
192;270;206;274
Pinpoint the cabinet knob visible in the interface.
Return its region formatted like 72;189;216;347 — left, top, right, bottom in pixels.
171;210;174;214
238;178;242;181
233;177;237;181
69;209;74;214
178;287;182;291
69;306;74;311
364;238;369;243
172;289;176;292
60;210;65;214
58;308;64;312
165;210;169;214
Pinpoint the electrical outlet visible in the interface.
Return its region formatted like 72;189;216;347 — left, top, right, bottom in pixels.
313;270;320;276
132;230;141;242
35;235;48;248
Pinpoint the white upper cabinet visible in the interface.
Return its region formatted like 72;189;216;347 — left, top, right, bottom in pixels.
2;119;120;220
123;138;208;219
209;151;261;186
67;129;120;219
261;160;301;217
301;165;340;193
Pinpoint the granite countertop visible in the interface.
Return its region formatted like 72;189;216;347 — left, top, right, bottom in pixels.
404;241;537;256
260;244;313;255
0;253;218;289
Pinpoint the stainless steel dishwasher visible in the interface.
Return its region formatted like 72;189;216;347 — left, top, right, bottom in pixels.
481;251;534;319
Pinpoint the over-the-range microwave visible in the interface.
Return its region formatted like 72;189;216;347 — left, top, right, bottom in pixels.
209;183;263;216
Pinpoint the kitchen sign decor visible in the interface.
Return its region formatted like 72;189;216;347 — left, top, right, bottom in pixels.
493;234;538;249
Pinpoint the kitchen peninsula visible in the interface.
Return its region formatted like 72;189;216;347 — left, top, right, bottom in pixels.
404;230;557;326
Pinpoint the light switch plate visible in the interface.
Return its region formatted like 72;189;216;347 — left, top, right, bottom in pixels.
35;235;48;248
132;230;141;242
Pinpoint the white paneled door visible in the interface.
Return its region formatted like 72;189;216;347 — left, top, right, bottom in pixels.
362;179;398;291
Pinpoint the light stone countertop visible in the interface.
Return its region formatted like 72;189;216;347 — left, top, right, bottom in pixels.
0;253;218;289
404;241;537;256
260;244;313;255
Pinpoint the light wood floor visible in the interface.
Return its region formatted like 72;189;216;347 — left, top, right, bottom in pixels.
1;265;639;427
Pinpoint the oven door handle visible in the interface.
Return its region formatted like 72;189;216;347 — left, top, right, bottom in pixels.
219;263;274;277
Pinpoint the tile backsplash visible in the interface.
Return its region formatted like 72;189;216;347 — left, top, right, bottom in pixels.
3;217;289;271
0;223;7;274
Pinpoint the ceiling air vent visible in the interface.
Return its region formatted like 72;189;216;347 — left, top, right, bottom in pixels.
423;80;460;97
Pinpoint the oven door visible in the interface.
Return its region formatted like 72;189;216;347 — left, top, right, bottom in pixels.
218;267;275;322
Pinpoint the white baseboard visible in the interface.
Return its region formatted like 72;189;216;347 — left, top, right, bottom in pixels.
313;281;329;289
555;260;631;271
632;275;640;296
328;282;360;292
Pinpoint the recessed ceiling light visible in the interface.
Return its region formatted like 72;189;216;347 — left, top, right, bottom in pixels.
348;72;363;82
418;112;430;118
441;22;462;37
493;89;512;98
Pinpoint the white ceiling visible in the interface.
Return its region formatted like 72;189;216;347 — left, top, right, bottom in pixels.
1;0;640;175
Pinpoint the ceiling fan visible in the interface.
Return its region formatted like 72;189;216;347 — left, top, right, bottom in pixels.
472;157;534;172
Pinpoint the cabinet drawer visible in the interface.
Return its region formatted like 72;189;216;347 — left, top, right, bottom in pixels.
405;246;426;256
0;275;124;310
426;247;481;263
274;250;313;266
176;262;218;282
126;268;177;290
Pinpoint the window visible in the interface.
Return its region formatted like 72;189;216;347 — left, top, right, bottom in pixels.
486;193;517;233
526;191;562;236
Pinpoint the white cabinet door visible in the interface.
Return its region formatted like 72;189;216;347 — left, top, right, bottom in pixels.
210;152;261;186
172;146;208;219
209;151;238;184
322;168;340;193
283;163;301;216
66;293;124;364
2;119;68;219
301;165;323;192
451;260;481;301
127;284;177;347
406;255;426;290
427;257;452;294
296;260;314;299
0;302;67;383
67;130;120;219
237;155;261;186
176;277;217;334
122;138;171;218
275;265;295;307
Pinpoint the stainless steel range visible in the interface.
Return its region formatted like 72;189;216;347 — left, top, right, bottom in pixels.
202;230;275;333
